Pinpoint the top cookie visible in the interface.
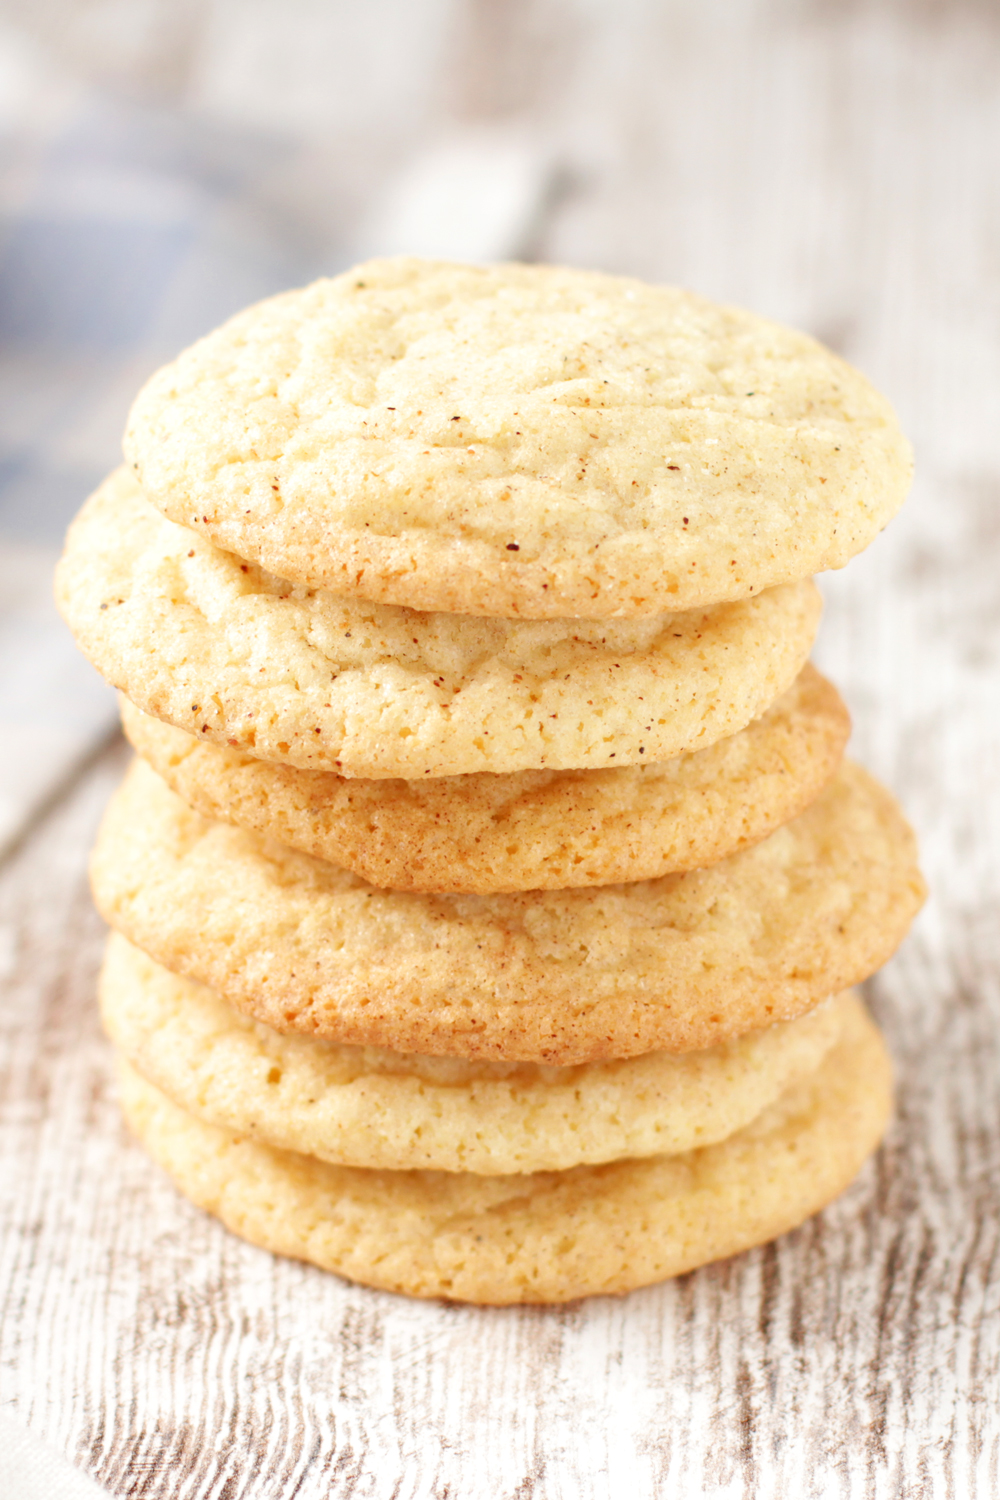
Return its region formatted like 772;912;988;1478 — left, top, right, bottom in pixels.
124;258;912;620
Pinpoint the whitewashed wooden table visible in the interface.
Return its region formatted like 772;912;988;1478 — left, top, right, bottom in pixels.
2;4;999;1495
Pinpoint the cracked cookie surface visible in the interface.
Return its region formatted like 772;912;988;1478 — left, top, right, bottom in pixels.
102;934;849;1174
120;664;849;892
90;758;925;1063
58;468;820;778
115;998;892;1303
123;257;913;619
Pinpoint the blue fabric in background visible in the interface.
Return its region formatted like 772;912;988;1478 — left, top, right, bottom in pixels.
0;94;331;545
0;217;196;349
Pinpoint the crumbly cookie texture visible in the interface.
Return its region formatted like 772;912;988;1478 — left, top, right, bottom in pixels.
102;934;848;1174
91;758;925;1063
123;257;913;620
120;662;849;893
114;999;892;1303
56;468;821;778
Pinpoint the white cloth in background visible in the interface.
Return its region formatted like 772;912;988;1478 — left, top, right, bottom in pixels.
0;1411;109;1500
0;539;117;856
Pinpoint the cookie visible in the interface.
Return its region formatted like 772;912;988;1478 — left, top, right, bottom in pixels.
123;257;912;620
102;934;849;1174
56;470;821;779
90;757;925;1063
114;997;892;1303
120;663;849;893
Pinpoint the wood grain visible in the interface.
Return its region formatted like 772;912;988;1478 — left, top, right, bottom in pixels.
3;1;1000;1495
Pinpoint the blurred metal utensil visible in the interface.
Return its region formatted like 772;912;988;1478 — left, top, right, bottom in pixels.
354;126;558;263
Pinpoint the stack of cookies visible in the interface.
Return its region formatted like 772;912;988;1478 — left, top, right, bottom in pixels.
56;259;925;1304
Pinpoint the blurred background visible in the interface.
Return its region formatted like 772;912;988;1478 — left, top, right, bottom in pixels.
0;0;997;853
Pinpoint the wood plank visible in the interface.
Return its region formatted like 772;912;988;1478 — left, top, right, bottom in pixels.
3;2;1000;1495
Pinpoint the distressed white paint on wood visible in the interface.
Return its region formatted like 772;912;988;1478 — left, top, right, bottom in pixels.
2;2;1000;1496
0;778;993;1500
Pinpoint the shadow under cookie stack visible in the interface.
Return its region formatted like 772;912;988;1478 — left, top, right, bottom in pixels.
57;259;925;1305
